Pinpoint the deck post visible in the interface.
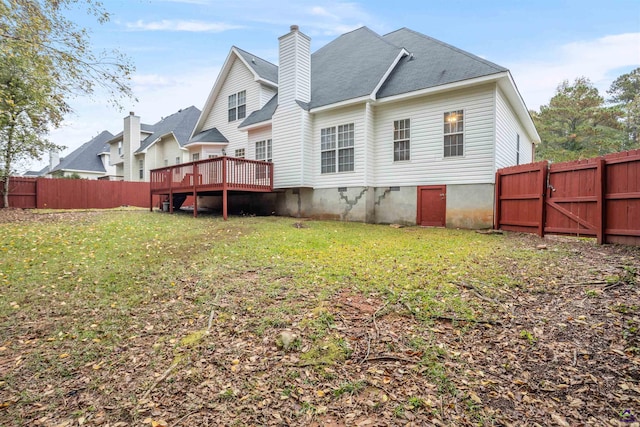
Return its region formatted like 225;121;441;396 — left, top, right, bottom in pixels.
193;162;198;218
222;157;228;220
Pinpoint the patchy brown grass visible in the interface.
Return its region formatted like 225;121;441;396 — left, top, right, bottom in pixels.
0;210;638;426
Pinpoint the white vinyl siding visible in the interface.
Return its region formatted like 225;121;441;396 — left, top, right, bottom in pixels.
247;126;273;160
495;87;534;169
260;86;277;108
313;104;366;188
374;84;496;187
201;57;263;157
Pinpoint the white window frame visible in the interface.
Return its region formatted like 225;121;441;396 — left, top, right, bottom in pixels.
443;110;464;158
255;139;272;162
516;134;520;165
228;90;246;122
321;123;354;174
192;153;200;162
117;141;122;156
138;158;144;179
175;156;181;165
393;119;410;162
234;148;245;158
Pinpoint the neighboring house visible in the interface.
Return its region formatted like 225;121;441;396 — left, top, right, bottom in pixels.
107;106;201;181
46;131;116;179
188;25;539;228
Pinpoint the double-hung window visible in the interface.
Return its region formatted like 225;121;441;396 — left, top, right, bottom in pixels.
192;153;200;162
321;124;354;174
138;159;144;180
444;110;464;157
255;139;272;179
393;119;410;161
228;90;246;122
255;139;272;162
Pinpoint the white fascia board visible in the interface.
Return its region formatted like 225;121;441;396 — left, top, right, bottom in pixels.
371;49;409;100
238;120;272;132
256;78;278;88
498;72;541;144
191;48;237;139
309;95;371;114
376;72;507;105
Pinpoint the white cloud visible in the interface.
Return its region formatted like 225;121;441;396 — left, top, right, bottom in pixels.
507;32;640;110
126;19;243;33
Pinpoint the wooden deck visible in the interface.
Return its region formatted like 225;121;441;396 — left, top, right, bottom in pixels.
150;156;273;219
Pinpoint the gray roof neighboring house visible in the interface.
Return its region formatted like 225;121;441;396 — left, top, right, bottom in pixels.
187;127;229;144
235;47;279;84
23;165;50;177
135;106;201;153
235;26;511;127
50;130;115;174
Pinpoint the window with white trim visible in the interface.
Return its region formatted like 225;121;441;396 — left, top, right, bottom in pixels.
444;110;464;157
228;90;246;122
393;119;410;161
175;156;181;164
117;141;122;156
164;159;168;167
255;139;272;162
516;134;520;165
235;148;245;158
192;153;199;162
321;124;354;173
138;159;144;180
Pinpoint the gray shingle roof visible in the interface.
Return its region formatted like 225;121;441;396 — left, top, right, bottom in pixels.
188;127;229;144
135;106;201;153
309;27;404;109
51;130;114;173
378;28;507;98
239;94;278;128
235;47;278;84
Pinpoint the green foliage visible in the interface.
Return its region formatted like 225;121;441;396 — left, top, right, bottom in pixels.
333;380;365;397
608;67;640;150
0;0;134;206
533;77;624;162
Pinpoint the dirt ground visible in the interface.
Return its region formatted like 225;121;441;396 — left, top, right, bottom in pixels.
0;209;638;426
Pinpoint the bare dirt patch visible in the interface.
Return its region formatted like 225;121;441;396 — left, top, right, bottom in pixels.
0;213;638;426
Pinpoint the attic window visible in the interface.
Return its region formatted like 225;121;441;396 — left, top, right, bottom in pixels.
228;90;246;122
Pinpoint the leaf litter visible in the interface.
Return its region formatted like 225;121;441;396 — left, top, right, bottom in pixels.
0;210;638;426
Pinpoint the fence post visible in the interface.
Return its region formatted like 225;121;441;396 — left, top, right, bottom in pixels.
494;171;501;230
538;161;548;238
596;157;606;244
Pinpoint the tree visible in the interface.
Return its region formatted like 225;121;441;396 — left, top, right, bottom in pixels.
534;77;623;162
0;0;134;207
608;67;640;150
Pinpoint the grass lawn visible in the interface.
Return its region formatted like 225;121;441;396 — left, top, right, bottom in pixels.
0;210;638;426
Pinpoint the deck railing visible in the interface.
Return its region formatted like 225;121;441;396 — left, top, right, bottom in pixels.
150;156;273;193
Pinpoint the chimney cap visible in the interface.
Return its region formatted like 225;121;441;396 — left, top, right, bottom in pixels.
290;24;299;32
129;111;135;116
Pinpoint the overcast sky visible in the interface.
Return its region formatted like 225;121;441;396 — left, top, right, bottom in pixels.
28;0;640;172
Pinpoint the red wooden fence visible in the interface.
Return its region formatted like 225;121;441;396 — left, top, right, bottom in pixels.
495;149;640;245
1;177;159;209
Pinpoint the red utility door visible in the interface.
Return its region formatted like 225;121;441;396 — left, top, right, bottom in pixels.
417;185;446;227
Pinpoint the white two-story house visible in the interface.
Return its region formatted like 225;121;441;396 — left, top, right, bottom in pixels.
184;25;539;228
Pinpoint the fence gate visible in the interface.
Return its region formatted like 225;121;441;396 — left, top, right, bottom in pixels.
495;149;640;245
